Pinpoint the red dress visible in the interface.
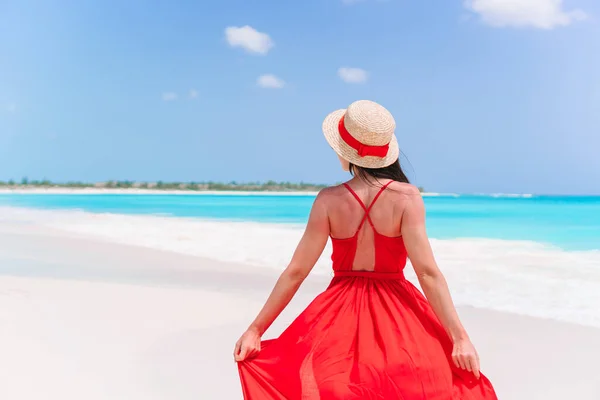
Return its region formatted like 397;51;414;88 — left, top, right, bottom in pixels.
238;182;497;399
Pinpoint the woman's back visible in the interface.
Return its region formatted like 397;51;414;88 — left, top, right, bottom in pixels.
236;100;497;400
326;180;415;273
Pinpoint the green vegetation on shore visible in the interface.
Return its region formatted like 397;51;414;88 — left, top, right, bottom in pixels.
0;179;328;192
0;178;424;193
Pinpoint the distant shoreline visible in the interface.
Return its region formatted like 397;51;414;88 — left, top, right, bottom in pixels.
0;180;427;194
0;187;448;196
0;188;321;196
0;181;332;193
0;188;551;198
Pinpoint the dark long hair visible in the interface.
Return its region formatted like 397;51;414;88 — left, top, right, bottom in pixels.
349;159;410;186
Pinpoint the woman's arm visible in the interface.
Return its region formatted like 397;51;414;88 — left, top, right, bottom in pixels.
234;190;330;361
400;186;480;378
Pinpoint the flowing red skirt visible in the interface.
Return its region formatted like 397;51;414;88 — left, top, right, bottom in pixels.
238;275;497;399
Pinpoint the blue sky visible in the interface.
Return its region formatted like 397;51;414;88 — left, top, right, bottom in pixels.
1;0;598;194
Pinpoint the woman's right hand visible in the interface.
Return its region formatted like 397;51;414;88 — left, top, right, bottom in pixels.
234;327;262;362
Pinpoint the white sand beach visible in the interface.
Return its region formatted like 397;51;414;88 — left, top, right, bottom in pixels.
1;222;600;399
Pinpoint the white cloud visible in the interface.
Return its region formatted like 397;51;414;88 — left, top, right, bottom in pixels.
225;26;274;55
257;74;285;89
464;0;587;29
189;89;198;99
162;92;177;102
338;67;368;84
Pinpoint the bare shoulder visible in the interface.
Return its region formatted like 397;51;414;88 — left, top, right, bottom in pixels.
313;185;342;207
387;181;422;198
387;182;425;222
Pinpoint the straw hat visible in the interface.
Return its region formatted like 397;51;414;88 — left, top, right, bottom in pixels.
322;100;399;169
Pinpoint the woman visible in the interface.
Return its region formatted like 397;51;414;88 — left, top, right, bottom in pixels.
235;100;497;399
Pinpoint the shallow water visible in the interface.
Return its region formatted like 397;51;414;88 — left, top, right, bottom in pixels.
1;193;599;250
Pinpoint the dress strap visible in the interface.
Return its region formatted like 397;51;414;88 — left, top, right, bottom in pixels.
343;181;394;231
343;183;368;211
367;180;394;212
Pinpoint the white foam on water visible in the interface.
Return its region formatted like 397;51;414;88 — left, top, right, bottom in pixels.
490;193;535;198
421;192;461;197
2;207;600;328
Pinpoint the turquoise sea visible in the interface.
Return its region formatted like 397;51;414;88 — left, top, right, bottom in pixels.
1;193;599;251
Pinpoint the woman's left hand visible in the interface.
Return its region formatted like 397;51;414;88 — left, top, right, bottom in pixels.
234;328;262;362
451;338;481;379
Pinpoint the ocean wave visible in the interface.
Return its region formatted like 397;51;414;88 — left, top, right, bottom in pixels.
492;193;534;198
488;193;535;198
2;207;600;328
421;192;461;198
422;193;535;198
